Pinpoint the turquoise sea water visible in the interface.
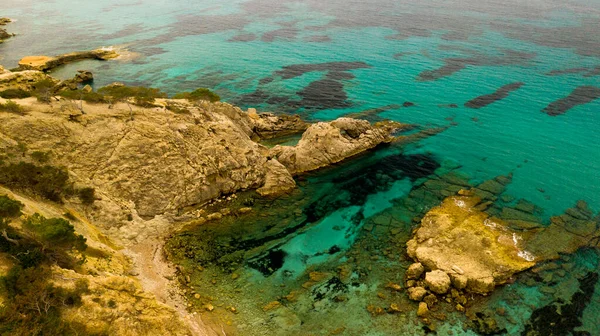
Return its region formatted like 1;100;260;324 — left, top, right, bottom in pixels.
2;1;599;335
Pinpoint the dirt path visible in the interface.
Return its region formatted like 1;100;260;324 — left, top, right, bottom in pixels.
126;237;222;336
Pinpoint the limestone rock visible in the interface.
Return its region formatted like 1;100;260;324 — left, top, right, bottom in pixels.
250;112;307;139
417;302;429;317
450;274;468;290
256;159;296;197
424;270;451;294
407;287;427;301
406;194;600;296
271;118;402;175
406;195;536;294
406;262;425;280
18;48;119;71
0;70;55;92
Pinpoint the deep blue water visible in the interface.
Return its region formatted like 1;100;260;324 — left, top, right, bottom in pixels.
2;1;600;335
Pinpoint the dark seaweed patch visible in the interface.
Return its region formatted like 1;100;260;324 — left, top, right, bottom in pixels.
296;76;350;110
274;61;370;80
247;249;288;276
261;27;299;42
238;62;371;111
542;86;600;116
522;272;598;336
228;33;257;42
304;35;332;43
418;51;535;81
311;276;348;301
465;82;524;109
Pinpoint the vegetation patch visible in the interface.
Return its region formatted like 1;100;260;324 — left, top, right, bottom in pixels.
173;88;220;102
0;194;90;335
0;89;31;99
98;84;166;108
0;100;26;115
0;162;69;202
59;89;106;104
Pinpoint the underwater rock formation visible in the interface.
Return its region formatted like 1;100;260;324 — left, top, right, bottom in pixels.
270;118;406;175
18;48;119;71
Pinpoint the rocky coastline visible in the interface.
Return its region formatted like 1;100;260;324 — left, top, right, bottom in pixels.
1;17;599;336
0;47;407;334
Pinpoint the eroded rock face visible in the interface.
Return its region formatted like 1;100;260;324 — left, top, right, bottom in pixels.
248;109;308;139
0;95;400;243
270;118;403;175
0;100;269;236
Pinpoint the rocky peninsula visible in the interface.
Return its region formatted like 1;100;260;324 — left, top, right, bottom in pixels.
0;57;407;334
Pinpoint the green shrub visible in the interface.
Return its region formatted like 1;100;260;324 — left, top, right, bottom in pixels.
30;150;51;163
23;213;87;252
0;100;26;114
78;187;95;205
0;265;90;336
165;101;190;114
173;88;220;102
0;195;23;219
63;212;77;221
59;89;106;104
0;89;31;99
0;162;69;202
98;84;166;107
32;79;57;103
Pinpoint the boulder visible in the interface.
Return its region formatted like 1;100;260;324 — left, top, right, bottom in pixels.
424;270;451;294
407;287;427;301
406;262;425;280
256;159;296;197
417;302;429;317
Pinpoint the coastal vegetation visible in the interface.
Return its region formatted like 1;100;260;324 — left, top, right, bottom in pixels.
172;87;220;102
0;100;25;115
0;194;89;336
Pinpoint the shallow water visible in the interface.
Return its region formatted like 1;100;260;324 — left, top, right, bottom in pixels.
2;0;599;334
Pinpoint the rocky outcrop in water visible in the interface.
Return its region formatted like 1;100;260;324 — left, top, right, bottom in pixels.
270;118;405;175
405;189;600;299
0;17;14;43
18;48;119;71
